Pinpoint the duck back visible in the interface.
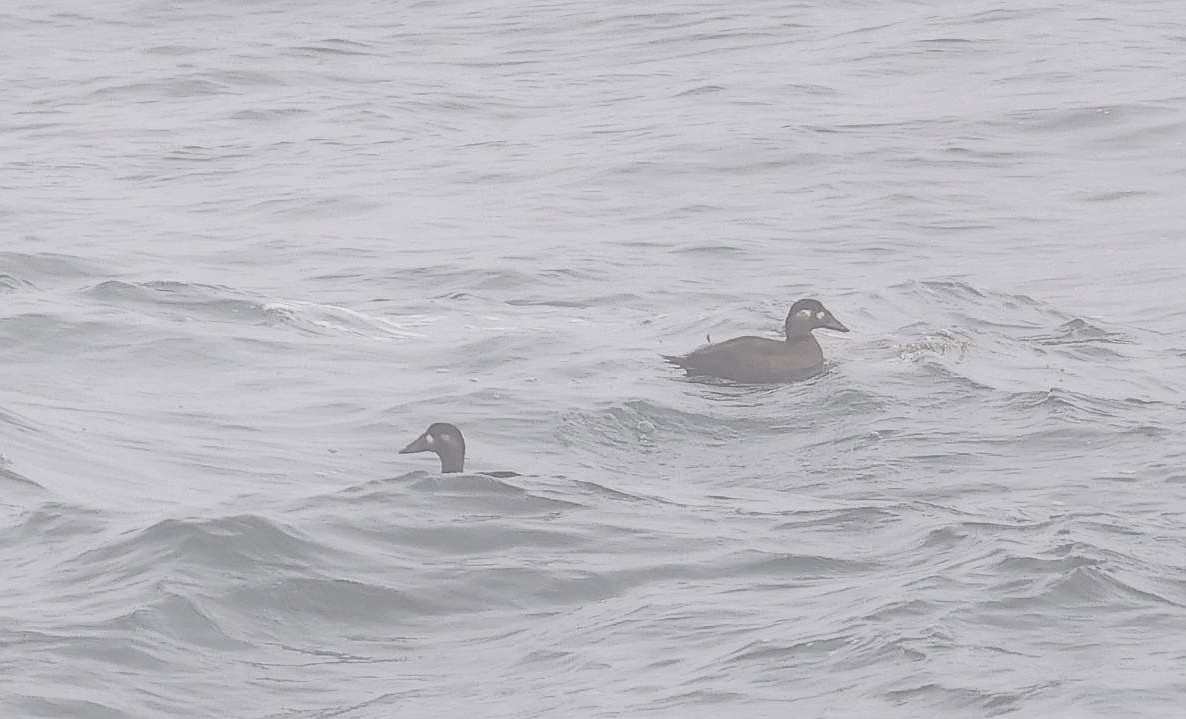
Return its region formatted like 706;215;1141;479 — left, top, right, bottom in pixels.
665;334;824;383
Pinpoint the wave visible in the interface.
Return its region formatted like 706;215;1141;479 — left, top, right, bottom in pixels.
85;280;274;326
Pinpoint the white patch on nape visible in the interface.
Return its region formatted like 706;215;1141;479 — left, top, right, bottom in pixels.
796;309;812;318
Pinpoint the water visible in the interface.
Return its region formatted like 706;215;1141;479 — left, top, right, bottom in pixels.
3;1;1186;716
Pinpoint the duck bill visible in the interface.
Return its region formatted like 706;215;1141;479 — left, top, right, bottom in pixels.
822;316;850;333
399;433;430;454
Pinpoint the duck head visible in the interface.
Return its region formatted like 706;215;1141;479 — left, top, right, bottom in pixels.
400;422;466;473
785;298;849;338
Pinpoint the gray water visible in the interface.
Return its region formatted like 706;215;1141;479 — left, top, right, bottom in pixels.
3;1;1186;716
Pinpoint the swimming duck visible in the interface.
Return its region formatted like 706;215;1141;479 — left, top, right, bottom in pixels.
663;298;849;383
400;422;467;473
400;422;521;477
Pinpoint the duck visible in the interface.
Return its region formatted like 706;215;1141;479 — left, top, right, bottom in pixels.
400;422;467;473
663;298;849;383
399;422;519;477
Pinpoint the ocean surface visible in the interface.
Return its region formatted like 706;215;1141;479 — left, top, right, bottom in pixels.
3;1;1186;716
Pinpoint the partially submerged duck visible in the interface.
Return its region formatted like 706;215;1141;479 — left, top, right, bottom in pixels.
400;422;518;477
663;298;849;383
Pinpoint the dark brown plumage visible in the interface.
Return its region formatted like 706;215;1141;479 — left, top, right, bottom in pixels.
663;298;849;383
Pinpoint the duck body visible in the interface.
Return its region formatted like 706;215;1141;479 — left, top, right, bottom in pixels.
663;298;848;384
665;334;825;383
